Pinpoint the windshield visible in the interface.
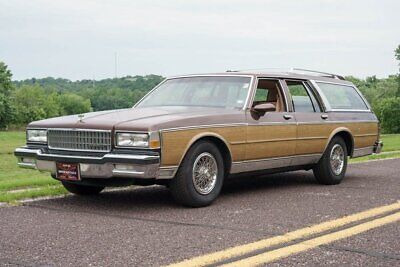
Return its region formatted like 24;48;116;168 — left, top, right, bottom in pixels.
136;76;251;109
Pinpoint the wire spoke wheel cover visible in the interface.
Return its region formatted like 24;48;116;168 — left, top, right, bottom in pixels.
330;144;345;175
192;152;218;195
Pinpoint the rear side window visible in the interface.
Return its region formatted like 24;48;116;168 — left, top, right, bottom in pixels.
287;81;318;112
316;82;369;110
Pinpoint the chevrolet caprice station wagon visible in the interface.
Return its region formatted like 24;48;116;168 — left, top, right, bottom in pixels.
15;69;383;207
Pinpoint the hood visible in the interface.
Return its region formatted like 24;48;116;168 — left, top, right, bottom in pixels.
28;106;245;131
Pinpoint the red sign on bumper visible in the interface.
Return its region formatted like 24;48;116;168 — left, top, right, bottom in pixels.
56;163;80;181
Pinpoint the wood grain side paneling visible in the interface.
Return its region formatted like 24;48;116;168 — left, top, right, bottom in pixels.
160;121;378;168
245;124;297;160
161;126;246;166
296;122;378;155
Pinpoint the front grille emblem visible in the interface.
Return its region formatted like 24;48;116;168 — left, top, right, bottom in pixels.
78;114;85;123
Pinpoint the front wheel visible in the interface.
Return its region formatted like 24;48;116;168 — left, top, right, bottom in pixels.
313;136;348;185
169;141;224;207
62;181;105;195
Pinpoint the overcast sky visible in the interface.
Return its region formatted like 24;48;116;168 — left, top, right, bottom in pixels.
1;0;399;80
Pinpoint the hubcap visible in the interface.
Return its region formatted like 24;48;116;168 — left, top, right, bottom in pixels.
330;144;345;175
192;152;218;195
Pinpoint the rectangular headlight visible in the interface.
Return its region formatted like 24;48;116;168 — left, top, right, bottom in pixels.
116;132;160;148
117;133;149;147
27;129;47;143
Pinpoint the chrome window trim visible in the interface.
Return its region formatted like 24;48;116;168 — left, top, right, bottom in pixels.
311;80;371;112
134;74;255;111
246;77;289;112
309;80;333;111
284;79;321;113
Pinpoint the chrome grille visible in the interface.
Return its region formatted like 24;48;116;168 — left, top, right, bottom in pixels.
48;129;112;152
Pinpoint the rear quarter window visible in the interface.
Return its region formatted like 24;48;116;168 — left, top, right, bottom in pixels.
316;82;369;110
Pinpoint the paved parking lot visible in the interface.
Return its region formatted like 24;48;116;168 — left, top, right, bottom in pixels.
0;158;399;266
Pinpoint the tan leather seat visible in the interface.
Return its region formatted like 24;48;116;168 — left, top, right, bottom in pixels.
275;95;282;112
266;88;283;112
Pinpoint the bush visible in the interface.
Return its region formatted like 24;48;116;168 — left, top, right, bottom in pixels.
11;85;91;125
375;97;400;133
59;93;91;115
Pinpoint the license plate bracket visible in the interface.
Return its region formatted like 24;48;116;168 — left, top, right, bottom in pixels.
56;162;80;181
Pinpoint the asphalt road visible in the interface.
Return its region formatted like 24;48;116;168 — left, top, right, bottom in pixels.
0;158;399;266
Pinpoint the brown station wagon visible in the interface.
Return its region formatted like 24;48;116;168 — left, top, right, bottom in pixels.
15;69;383;207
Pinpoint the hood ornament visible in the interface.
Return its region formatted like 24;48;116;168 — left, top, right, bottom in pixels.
78;114;85;123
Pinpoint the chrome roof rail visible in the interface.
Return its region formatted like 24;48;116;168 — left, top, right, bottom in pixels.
290;68;345;80
226;67;346;80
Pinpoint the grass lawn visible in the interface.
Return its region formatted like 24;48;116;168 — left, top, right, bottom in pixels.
0;131;67;204
379;134;400;152
0;131;399;204
349;134;400;163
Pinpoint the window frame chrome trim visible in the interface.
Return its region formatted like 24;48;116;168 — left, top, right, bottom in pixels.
133;74;255;111
283;79;322;113
246;77;290;112
310;80;372;112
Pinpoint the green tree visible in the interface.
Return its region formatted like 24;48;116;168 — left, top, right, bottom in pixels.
13;75;164;112
395;44;400;96
12;85;48;124
374;97;400;133
59;93;91;115
0;61;15;129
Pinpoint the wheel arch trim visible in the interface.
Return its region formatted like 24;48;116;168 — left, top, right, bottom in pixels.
323;127;355;157
176;132;233;174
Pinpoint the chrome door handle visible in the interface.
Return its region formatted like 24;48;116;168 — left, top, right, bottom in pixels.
283;114;293;120
321;114;329;120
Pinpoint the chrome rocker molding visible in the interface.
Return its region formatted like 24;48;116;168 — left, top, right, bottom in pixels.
231;153;322;174
352;146;374;158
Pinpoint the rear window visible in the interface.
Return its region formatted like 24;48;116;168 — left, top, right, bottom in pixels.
316;82;369;110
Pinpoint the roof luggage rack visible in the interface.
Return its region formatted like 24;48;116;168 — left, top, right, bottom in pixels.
226;67;346;80
290;68;346;80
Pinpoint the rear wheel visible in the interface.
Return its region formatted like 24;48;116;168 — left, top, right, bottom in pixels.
313;136;348;185
62;181;105;195
169;141;224;207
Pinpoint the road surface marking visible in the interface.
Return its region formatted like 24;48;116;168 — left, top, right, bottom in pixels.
222;211;400;266
167;202;400;267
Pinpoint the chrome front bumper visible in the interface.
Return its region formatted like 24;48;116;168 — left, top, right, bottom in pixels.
14;147;177;179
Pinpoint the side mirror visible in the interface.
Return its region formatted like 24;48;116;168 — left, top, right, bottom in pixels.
252;103;276;114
